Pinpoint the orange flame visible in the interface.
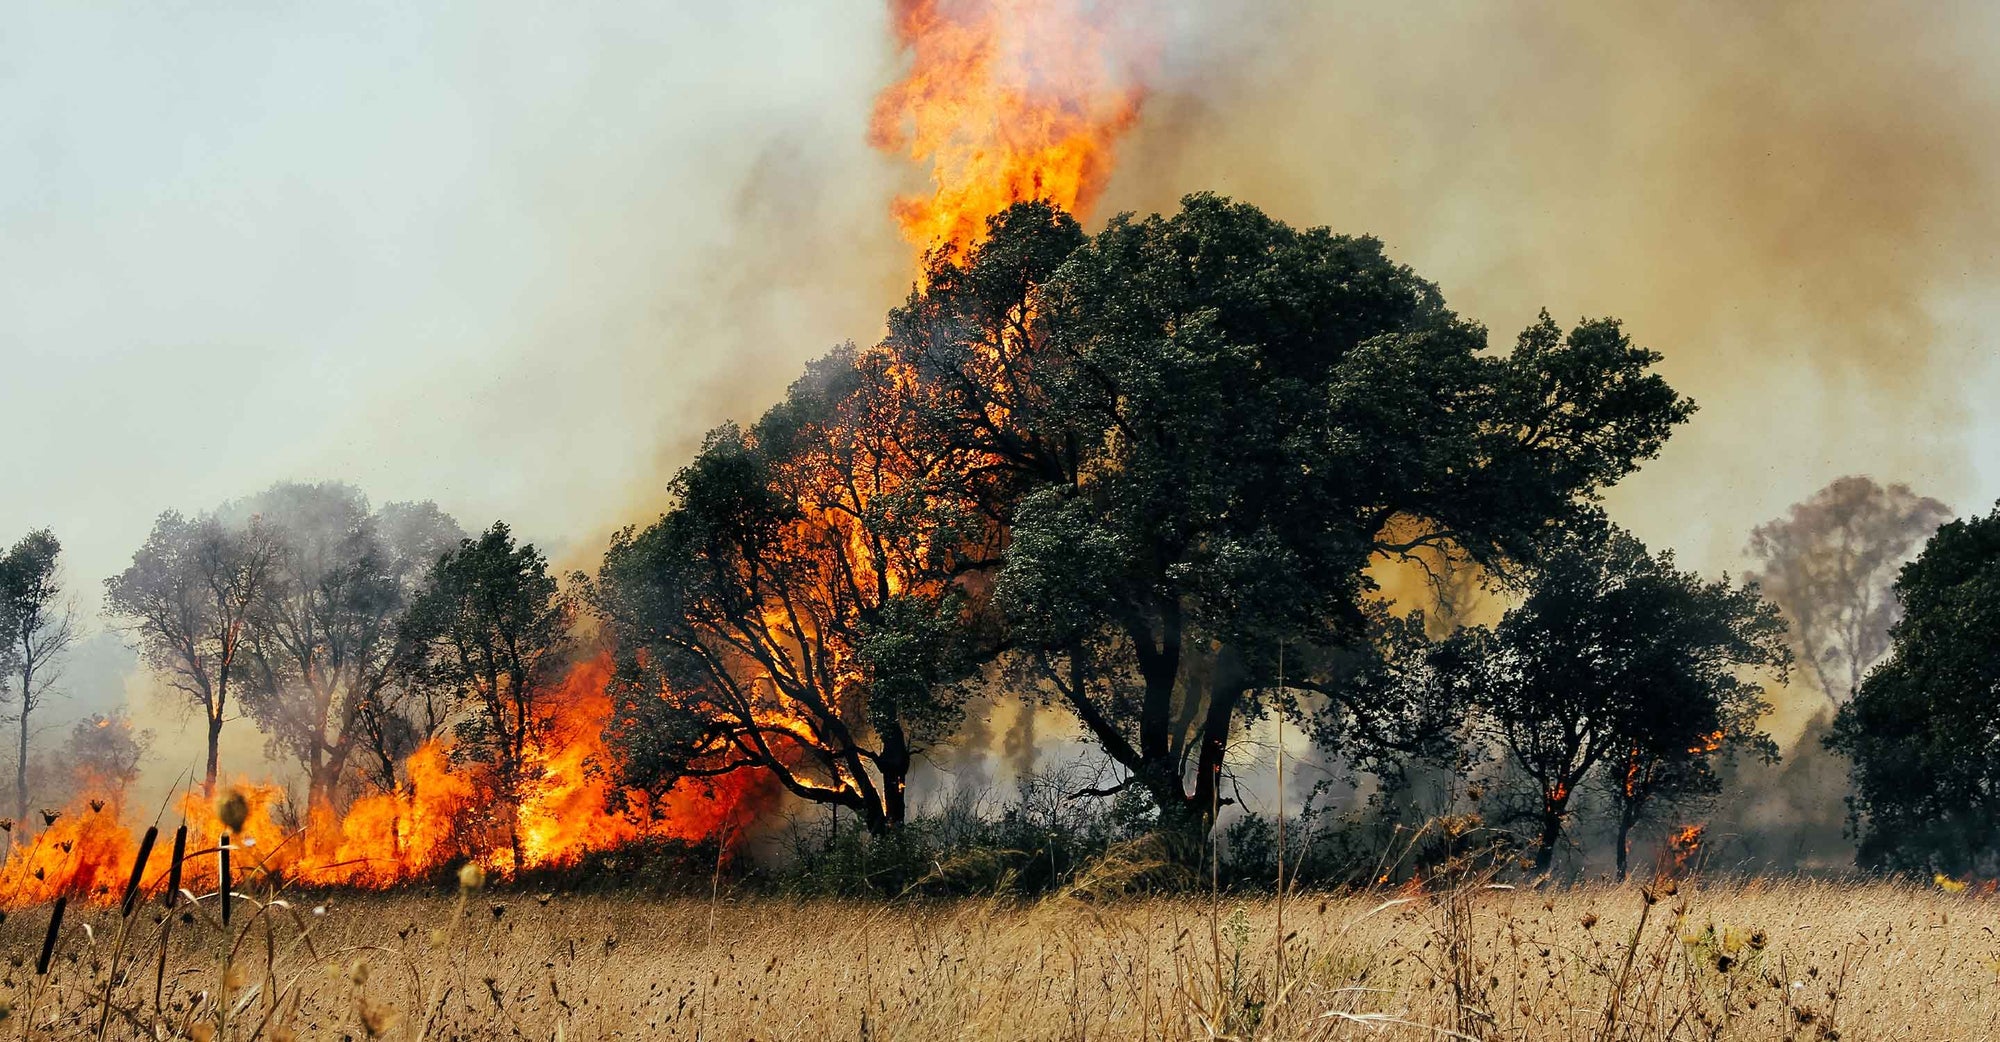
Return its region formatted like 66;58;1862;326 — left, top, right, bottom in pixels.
1668;823;1707;872
870;0;1152;257
0;654;776;908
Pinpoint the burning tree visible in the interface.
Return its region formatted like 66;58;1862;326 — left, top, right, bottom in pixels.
1439;523;1787;875
1747;476;1951;704
230;483;464;831
880;195;1694;853
595;350;993;834
104;511;280;796
398;522;575;869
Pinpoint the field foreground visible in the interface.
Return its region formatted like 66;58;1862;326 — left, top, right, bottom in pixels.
0;878;1993;1040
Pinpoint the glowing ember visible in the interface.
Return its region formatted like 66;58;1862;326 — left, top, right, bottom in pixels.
870;0;1152;258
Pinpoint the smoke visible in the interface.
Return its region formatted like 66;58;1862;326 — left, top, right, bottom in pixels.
1098;0;2000;574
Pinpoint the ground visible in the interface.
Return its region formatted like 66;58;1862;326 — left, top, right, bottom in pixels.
0;878;1993;1039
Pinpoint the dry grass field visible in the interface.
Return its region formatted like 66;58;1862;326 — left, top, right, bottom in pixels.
0;868;1994;1041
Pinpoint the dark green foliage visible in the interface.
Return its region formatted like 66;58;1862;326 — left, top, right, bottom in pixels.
400;521;574;868
1830;504;2000;874
1439;523;1788;876
907;194;1692;849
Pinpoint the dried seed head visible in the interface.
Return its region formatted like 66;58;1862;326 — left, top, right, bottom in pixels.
347;959;371;987
88;799;105;814
1580;913;1599;930
217;789;251;833
458;862;486;892
39;810;57;827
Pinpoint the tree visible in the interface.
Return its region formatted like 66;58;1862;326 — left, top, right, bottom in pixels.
887;195;1693;851
399;522;573;869
1747;476;1951;704
1441;524;1787;875
56;711;153;798
229;483;462;827
0;529;79;831
104;511;278;796
594;349;990;834
1828;504;2000;874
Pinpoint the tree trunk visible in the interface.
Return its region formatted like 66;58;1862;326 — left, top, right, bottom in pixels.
1534;801;1565;874
1614;805;1639;882
15;679;30;828
204;713;224;798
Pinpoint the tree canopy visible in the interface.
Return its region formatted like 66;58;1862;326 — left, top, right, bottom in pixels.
1438;523;1787;875
1748;476;1951;704
902;195;1694;847
1829;504;2000;874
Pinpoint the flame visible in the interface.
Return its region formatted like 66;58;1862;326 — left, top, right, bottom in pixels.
870;0;1151;258
0;3;1147;910
1668;823;1707;872
0;804;135;908
0;653;776;908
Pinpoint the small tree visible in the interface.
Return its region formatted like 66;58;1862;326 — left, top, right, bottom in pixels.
399;522;573;869
1445;524;1786;875
1829;504;2000;873
0;530;78;830
1747;476;1951;704
59;712;153;797
104;512;278;796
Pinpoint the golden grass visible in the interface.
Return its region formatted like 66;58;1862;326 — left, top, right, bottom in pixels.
1;874;1996;1040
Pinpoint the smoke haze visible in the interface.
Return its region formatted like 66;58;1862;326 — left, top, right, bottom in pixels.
4;2;1998;830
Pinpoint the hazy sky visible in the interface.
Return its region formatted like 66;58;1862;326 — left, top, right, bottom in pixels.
6;0;1999;660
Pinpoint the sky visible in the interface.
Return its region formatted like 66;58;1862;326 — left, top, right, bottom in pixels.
5;2;2000;736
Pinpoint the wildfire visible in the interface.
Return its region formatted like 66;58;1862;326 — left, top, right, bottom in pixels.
0;653;775;909
1668;823;1707;872
870;0;1152;258
0;1;1148;911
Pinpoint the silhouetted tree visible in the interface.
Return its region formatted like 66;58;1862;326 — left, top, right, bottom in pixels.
1443;524;1787;875
104;512;278;797
890;195;1694;852
1829;504;2000;874
0;529;78;832
399;522;572;869
1747;476;1951;704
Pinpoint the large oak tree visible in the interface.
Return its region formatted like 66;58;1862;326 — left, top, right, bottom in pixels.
890;195;1695;850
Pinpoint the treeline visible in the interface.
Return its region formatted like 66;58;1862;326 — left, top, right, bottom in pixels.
7;194;1986;881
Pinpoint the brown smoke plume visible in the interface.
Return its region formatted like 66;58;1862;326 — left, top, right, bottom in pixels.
1101;1;2000;575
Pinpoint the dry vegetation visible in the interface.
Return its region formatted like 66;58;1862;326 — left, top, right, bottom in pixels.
0;861;1994;1041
